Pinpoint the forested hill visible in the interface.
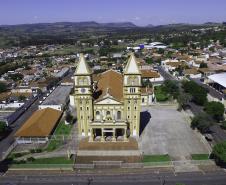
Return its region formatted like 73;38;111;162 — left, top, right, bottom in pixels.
0;21;224;48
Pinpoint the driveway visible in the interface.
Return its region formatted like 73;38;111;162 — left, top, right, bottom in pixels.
139;105;209;160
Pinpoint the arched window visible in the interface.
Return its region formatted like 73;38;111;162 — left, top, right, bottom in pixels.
96;111;100;120
106;111;111;120
83;78;88;85
132;77;138;85
78;78;83;85
117;111;121;120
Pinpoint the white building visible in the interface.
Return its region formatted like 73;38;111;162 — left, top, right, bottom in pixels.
39;85;73;111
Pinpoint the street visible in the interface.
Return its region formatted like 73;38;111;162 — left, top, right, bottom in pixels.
1;170;226;185
0;98;40;160
157;66;176;81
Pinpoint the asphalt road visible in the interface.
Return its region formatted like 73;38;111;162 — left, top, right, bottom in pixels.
0;98;39;160
1;171;226;185
157;66;177;81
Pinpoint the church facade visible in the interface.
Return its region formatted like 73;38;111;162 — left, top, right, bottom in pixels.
73;53;142;142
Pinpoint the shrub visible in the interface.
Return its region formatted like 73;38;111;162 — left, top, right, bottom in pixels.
204;101;225;122
16;160;26;164
14;153;23;158
221;121;226;130
27;157;35;162
30;149;35;153
191;113;213;133
182;81;207;105
163;80;179;99
35;148;42;153
30;148;42;153
212;141;226;165
0;121;7;134
0;82;7;93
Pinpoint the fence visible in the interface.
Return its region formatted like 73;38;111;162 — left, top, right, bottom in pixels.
9;163;74;169
73;159;215;169
3;159;215;170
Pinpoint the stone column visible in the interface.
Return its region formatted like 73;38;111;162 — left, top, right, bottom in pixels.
123;128;127;141
89;128;93;142
112;128;116;142
101;128;105;142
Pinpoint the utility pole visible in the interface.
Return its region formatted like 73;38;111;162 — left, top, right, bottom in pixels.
87;177;93;185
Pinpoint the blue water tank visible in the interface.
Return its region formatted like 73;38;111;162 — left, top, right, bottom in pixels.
139;44;144;49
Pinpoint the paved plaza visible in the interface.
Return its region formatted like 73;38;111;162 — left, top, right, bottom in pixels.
139;105;209;160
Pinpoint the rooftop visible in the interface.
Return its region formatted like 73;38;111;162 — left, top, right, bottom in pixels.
41;85;72;105
15;108;62;137
141;70;160;78
184;68;200;75
208;72;226;88
94;70;123;102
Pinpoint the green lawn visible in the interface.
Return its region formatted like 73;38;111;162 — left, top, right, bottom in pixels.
191;154;209;160
54;121;73;135
154;86;169;102
142;154;171;163
45;121;73;152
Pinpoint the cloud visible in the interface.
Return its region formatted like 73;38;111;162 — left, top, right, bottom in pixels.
134;16;141;21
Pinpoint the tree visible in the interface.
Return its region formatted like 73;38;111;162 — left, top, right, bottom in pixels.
177;93;192;111
65;112;73;123
157;48;164;54
212;141;226;165
18;95;27;101
191;113;213;133
182;81;207;105
146;58;153;64
162;80;179;99
0;121;7;134
221;121;226;130
199;62;208;68
204;101;225;121
8;73;24;81
142;80;152;88
0;82;7;93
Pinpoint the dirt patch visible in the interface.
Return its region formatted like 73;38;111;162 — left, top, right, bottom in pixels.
78;138;139;150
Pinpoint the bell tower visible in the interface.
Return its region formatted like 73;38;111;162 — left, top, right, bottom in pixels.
123;53;141;137
74;54;93;137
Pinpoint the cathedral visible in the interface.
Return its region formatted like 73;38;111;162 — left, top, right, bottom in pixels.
73;53;142;142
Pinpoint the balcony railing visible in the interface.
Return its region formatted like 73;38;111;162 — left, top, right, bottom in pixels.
90;119;127;125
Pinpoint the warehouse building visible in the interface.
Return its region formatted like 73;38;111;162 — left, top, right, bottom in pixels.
15;108;62;144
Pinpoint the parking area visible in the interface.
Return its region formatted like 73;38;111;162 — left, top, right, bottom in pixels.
138;105;209;160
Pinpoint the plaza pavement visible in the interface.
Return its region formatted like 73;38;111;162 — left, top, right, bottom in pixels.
138;105;209;160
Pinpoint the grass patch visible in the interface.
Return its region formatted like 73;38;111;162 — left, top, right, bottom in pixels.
45;121;73;152
154;86;169;102
54;121;73;135
142;154;171;163
191;154;209;160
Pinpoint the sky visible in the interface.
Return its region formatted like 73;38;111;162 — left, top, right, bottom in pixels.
0;0;226;26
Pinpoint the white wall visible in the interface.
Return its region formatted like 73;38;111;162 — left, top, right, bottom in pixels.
16;137;48;144
38;104;62;111
0;102;24;109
